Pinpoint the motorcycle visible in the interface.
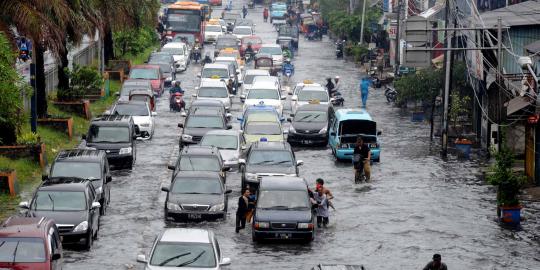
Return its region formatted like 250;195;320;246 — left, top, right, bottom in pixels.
330;91;344;106
19;49;30;62
384;85;397;103
170;92;185;112
283;66;293;83
192;46;201;63
248;0;254;8
336;40;344;58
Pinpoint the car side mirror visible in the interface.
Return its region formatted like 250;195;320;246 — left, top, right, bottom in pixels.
283;130;289;134
222;166;231;172
220;258;231;266
225;189;232;194
81;134;87;140
296;160;304;166
106;175;112;183
180;111;187;117
91;202;101;209
137;254;148;263
281;95;286;100
151;112;158;116
167;164;176;171
114;92;120;97
241;145;247;150
330;132;336;137
104;110;111;115
178;123;184;128
197;73;201;78
227;124;233;130
192;93;197;98
377;130;382;136
19;201;29;209
52;253;61;261
291;96;298;101
161;185;170;192
238;159;246;165
42;174;48;181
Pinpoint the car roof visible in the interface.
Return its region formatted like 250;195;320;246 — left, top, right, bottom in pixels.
334;108;373;121
296;104;330;112
174;171;221;180
55;149;105;162
301;85;326;91
259;176;307;191
261;44;281;48
115;100;148;106
181;145;220;156
246;114;279;123
253;76;278;82
234;25;252;29
91;114;132;125
123;79;152;86
204;130;240;136
160;228;212;243
245;69;270;75
200;79;227;87
251;141;291;150
0;217;53;238
215;56;236;62
251;81;279;89
204;63;229;69
163;42;187;48
191;99;225;107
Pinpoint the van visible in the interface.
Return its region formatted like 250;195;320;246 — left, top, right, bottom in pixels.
328;108;381;162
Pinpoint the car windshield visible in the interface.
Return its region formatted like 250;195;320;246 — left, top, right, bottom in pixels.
150;242;216;267
257;190;310;209
201;134;238;150
233;27;252;35
179;156;220;171
243;37;262;45
87;126;130;143
248;150;292;165
247;89;279;100
294;111;327;122
206;25;222;32
186;115;223;128
149;54;172;63
120;84;150;96
172;178;222;194
162;47;185;55
202;68;229;78
129;68;159;80
244;74;267;84
245;122;281;135
0;237;46;263
259;46;282;55
113;104;149;116
298;91;329;102
51;162;101;179
173;35;195;44
33;191;86;211
199;87;229;98
220;52;239;59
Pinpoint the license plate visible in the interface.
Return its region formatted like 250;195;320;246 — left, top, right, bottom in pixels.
188;214;201;219
302;140;312;144
275;233;291;239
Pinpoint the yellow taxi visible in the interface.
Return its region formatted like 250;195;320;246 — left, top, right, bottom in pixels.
219;48;244;67
243;114;286;144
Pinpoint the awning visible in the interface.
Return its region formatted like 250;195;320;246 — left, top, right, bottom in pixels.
480;1;540;27
506;96;533;116
525;40;540;54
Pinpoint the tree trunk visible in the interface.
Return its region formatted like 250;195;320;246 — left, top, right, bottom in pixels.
35;44;48;118
57;40;70;93
104;28;115;64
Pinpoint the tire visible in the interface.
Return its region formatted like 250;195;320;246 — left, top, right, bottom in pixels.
83;230;93;250
252;231;259;242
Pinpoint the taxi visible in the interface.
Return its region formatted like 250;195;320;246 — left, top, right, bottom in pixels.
219;48;244;67
242;114;286;144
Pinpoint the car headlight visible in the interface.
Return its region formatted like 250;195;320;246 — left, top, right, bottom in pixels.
167;202;182;211
255;222;269;229
95;186;103;195
289;125;296;133
166;77;172;82
209;203;225;212
297;222;313;229
319;127;327;134
119;147;132;155
181;134;193;142
73;221;88;232
245;173;257;181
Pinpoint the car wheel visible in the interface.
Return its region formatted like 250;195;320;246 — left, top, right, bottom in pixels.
252;231;258;242
84;230;93;250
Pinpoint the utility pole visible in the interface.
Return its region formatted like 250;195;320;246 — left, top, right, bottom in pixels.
359;0;368;45
497;17;503;152
394;0;402;75
441;0;453;157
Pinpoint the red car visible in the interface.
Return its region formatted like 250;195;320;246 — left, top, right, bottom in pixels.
239;35;263;57
0;216;63;270
128;65;164;97
209;0;222;6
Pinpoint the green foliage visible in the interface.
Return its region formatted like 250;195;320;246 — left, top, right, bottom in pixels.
57;65;103;101
344;44;368;62
16;132;40;145
394;68;443;105
487;147;526;206
449;92;471;138
322;2;382;42
113;27;157;58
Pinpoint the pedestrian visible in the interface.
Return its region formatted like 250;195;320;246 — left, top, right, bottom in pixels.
325;77;335;95
376;51;384;77
242;5;248;18
235;188;251;233
422;254;448;270
360;77;370;108
312;186;329;228
226;78;234;94
315;178;335;210
263;8;269;22
353;136;371;181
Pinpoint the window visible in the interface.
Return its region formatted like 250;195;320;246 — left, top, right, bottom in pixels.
201;135;238;150
51;161;101;179
185;116;224;129
259;46;282;55
150;242;216;267
202;68;229;78
257;190;310;209
245;122;281;135
87;126;131;143
247;89;279;100
113;103;150;116
33;191;87;211
298;91;329;102
206;25;222;32
248;150;293;165
0;237;46;263
294;111;327;123
179;156;220;171
129;68;159;80
162;47;185;56
198;87;229;98
171;178;223;194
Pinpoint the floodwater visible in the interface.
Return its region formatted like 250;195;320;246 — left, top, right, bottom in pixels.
61;2;540;269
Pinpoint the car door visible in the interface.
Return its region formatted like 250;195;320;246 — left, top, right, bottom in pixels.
48;227;62;270
102;158;110;207
87;186;99;232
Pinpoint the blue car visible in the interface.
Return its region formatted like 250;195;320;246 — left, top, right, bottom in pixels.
237;103;285;130
328;108;381;162
270;3;287;22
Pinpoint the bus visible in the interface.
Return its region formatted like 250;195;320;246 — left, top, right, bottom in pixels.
164;1;205;44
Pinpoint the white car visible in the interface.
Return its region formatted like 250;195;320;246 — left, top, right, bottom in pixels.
109;100;156;139
258;44;283;67
232;26;254;41
162;42;189;71
201;130;245;169
214;56;242;75
241;81;285;116
291;85;330;114
241;69;270;96
204;24;224;43
200;63;232;80
137;228;231;270
194;79;233;111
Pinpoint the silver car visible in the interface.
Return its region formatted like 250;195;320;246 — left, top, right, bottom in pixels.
193;79;232;111
200;130;246;169
137;228;231;270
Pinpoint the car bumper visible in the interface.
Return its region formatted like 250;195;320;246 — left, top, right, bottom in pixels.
205;35;218;42
106;154;134;166
165;210;226;221
224;160;240;170
60;231;88;244
253;229;314;240
287;132;327;145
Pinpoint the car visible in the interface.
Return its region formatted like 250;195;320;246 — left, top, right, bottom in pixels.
258;44;284;67
109;100;157;139
194;79;233;111
237;103;284;130
251;176;314;242
218;48;244;68
168;146;230;180
0;216;63;270
270;2;287;24
47;149;112;215
215;34;238;51
291;85;330;114
200;63;233;81
147;52;176;88
80;115;138;169
178;108;232;147
188;99;231;120
243;116;286;144
291;80;323;96
214;56;241;90
162;42;190;71
240;69;270;95
328;108;382;162
128;65;164;97
162;171;232;221
240;35;263;57
251;75;283;93
19;178;101;250
239;141;303;188
287;104;330;146
201;130;246;169
232;26;254;41
204;23;224;43
241;81;285;116
137;228;231;269
119;79;152;100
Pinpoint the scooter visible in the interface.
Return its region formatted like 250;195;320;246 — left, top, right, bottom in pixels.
170;92;185;112
248;0;254;8
384;85;397;103
330;91;344;106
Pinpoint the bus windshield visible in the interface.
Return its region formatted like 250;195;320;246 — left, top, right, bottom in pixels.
167;13;200;32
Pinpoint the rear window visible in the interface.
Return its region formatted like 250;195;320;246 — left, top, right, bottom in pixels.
0;237;46;263
129;68;159;80
88;125;131;143
206;25;222;32
51;161;101;179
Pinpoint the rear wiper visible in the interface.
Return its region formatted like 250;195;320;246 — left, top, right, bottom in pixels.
176;251;205;267
275;160;292;164
306;114;321;122
298;115;312;121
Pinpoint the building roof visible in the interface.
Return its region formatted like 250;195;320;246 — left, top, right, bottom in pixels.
525;39;540;54
480;1;540;27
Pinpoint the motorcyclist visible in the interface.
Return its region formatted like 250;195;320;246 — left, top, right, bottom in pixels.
169;81;184;110
282;60;294;76
245;43;255;61
282;45;292;60
226;79;234;95
325;77;335;95
333;76;340;94
203;54;212;65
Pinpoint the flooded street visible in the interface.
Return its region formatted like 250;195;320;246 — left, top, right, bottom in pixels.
63;3;540;270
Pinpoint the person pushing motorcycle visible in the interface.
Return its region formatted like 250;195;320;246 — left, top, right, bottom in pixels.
353;136;371;182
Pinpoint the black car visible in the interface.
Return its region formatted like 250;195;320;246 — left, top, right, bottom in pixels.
161;171;232;221
252;176;314;242
168;145;229;180
19;177;101;250
178;108;232;147
287;104;330;146
46;149;112;215
148;52;176;87
80;115;138;169
239;141;303;189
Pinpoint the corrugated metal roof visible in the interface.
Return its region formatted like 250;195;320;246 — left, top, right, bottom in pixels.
480;0;540;27
525;39;540;53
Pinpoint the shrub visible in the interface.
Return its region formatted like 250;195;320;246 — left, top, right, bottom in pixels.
17;132;40;145
113;27;157;57
57;65;103;101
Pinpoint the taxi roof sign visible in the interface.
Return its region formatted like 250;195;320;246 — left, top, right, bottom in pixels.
308;99;320;104
303;79;313;84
